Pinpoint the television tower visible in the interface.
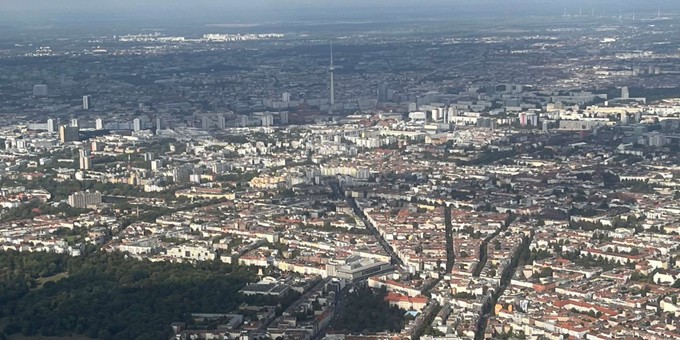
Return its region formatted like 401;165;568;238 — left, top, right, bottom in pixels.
329;41;335;114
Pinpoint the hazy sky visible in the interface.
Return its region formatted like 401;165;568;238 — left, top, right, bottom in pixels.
1;0;678;26
1;0;677;10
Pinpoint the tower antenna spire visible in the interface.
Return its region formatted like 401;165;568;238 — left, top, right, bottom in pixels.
329;41;335;114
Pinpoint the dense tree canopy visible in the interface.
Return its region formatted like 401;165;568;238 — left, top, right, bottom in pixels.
0;251;257;339
0;201;90;222
0;177;177;202
333;287;405;333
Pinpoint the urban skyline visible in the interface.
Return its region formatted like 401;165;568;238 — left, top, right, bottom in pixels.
2;1;680;339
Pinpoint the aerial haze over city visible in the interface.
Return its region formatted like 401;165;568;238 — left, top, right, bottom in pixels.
3;0;680;339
